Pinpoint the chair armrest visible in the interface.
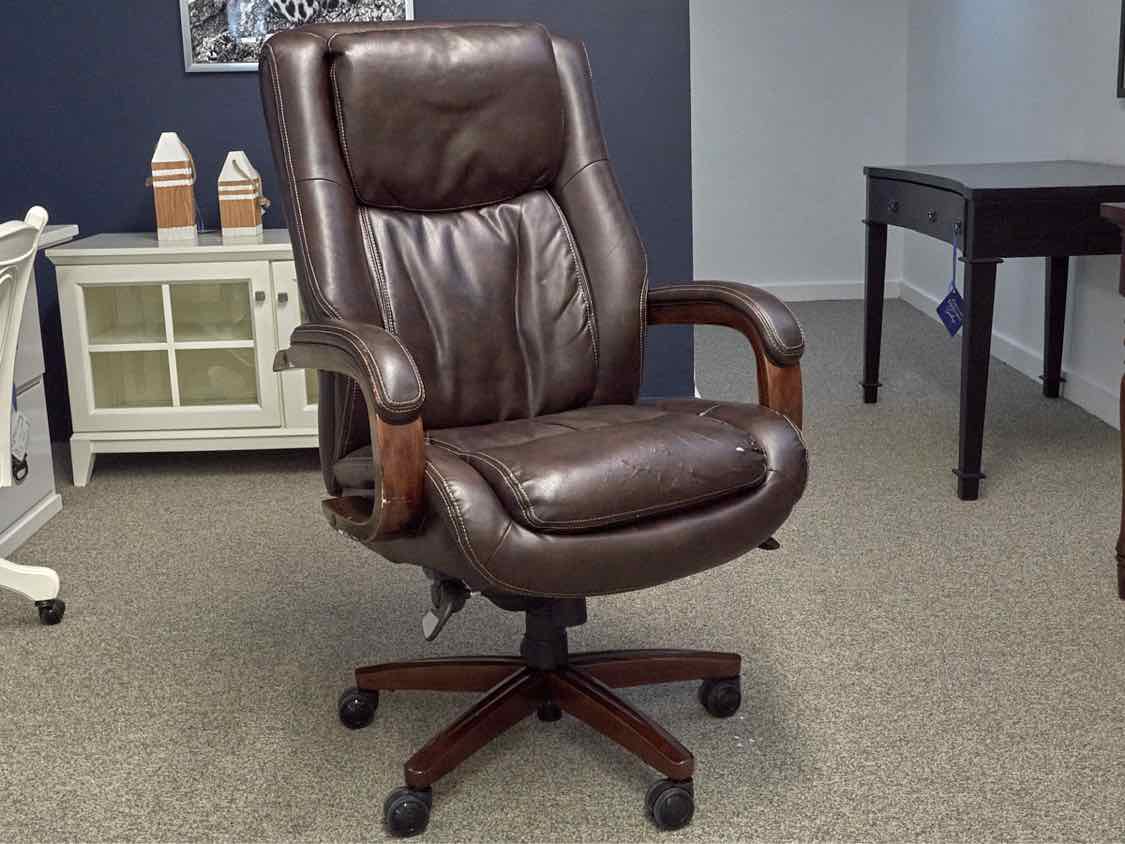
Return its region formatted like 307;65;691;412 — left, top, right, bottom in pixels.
647;281;805;428
279;321;425;422
274;320;426;541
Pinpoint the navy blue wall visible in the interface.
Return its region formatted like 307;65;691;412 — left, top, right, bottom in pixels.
0;1;693;440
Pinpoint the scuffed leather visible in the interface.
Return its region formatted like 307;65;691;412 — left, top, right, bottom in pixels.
364;191;598;429
261;23;810;598
648;282;806;366
429;406;767;532
328;24;563;211
286;321;424;423
363;399;808;597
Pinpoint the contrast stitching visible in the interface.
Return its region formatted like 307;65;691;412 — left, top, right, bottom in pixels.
513;200;531;407
297;325;424;410
468;452;537;521
329;61;356;189
423;464;486;576
424;462;541;596
264;45;341;321
358;210;397;333
779;409;808;451
427;439;466;455
468;450;763;529
544;192;599;371
638;237;650;388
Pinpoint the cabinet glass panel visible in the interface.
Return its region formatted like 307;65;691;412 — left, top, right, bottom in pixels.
176;348;258;406
84;285;165;344
90;351;172;408
170;282;252;342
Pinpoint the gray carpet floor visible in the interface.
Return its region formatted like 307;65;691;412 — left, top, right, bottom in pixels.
1;300;1122;842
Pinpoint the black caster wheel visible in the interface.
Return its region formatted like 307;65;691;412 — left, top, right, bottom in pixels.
537;701;562;722
645;778;694;831
383;786;432;838
698;676;741;718
35;598;65;626
337;687;379;730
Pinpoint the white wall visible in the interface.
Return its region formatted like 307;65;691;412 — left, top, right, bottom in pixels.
689;0;910;300
903;0;1123;427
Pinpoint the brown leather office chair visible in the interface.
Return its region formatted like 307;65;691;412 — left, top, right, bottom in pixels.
261;22;808;837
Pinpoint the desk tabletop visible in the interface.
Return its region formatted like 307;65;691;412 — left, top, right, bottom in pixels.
864;160;1125;198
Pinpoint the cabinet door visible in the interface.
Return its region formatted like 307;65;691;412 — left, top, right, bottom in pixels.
59;261;281;432
272;261;318;430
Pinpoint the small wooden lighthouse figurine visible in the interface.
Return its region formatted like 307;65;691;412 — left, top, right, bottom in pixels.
218;151;267;239
150;132;197;242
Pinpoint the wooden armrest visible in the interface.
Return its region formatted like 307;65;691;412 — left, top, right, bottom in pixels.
275;321;426;541
647;282;804;428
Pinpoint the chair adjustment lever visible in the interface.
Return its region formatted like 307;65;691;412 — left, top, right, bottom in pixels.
422;579;471;641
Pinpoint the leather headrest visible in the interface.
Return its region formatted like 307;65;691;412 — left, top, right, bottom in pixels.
327;23;564;211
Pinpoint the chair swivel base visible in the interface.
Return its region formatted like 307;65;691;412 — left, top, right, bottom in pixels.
339;614;743;837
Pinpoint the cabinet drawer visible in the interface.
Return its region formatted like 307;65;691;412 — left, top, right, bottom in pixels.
0;379;56;538
867;177;966;246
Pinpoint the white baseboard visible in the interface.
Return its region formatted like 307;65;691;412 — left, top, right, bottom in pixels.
0;493;62;558
754;278;901;302
899;278;1120;429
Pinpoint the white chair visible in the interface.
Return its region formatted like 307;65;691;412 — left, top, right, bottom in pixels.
0;207;64;625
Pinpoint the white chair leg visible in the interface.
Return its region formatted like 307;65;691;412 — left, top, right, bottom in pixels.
0;557;60;601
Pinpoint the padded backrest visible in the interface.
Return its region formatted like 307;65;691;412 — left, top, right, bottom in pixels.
261;22;648;454
328;25;564;211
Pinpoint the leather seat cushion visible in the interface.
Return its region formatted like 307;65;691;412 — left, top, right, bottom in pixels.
335;404;768;533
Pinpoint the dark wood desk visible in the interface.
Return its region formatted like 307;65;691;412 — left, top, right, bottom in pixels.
863;160;1125;500
1097;202;1125;600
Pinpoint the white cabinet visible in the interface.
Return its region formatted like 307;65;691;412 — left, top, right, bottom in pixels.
272;260;318;429
48;231;317;485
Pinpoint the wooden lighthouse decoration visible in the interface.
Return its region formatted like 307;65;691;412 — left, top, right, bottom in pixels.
150;132;198;242
218;151;268;239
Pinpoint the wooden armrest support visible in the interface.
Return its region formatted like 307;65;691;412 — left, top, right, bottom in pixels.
648;283;804;428
275;321;426;541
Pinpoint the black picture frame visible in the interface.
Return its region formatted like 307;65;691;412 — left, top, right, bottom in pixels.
1118;1;1125;96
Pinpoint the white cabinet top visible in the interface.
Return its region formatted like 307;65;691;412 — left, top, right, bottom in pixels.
47;229;294;265
40;224;80;250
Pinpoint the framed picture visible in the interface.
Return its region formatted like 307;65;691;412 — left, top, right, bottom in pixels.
180;0;415;73
1119;0;1125;96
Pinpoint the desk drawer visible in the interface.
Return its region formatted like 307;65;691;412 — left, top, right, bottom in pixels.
867;177;966;246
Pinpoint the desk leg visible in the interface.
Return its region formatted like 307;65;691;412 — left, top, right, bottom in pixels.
861;220;888;403
1118;374;1124;599
954;258;1000;500
1042;256;1069;398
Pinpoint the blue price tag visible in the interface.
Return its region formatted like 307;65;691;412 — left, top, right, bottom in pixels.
937;285;964;336
936;226;963;336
